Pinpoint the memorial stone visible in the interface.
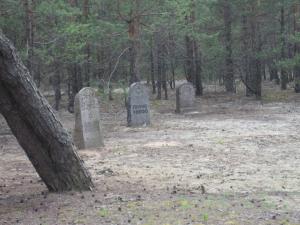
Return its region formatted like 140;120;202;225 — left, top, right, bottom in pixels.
74;87;104;149
127;83;150;127
176;82;196;113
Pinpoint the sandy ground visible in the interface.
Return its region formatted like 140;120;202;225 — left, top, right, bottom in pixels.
0;83;300;225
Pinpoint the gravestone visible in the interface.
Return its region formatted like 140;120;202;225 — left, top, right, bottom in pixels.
127;82;150;127
74;87;104;149
176;82;196;113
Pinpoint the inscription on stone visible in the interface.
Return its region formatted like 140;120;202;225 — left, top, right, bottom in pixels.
74;87;104;149
132;104;149;114
127;83;150;127
176;82;196;113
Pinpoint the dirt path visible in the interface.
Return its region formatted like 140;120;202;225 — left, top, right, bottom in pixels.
0;89;300;225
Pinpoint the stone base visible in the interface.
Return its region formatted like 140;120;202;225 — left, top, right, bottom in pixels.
175;107;198;114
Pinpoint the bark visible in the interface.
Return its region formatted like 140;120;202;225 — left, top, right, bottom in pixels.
150;39;156;94
84;44;91;87
96;44;105;81
83;0;90;87
161;44;168;100
68;63;82;113
52;61;61;111
280;5;288;90
156;42;162;100
294;3;300;92
185;0;203;96
153;30;162;99
185;35;194;83
0;32;93;192
194;41;203;96
269;63;280;84
262;62;266;81
68;0;78;7
23;0;36;84
170;62;176;89
67;0;81;112
242;3;262;99
223;0;235;93
83;0;89;18
241;15;251;95
168;33;176;89
128;17;141;84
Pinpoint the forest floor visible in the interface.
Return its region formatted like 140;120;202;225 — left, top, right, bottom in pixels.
0;82;300;225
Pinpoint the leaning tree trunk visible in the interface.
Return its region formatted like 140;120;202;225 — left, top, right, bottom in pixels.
0;32;93;192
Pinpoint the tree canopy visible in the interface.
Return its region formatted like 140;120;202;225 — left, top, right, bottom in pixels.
1;0;300;106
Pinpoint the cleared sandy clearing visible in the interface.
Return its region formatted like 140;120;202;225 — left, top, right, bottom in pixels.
1;88;300;225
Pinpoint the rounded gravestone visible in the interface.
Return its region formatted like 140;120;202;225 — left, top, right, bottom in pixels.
74;87;104;149
176;82;196;113
127;82;150;127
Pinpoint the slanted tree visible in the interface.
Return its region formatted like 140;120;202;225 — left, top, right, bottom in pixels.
0;32;93;192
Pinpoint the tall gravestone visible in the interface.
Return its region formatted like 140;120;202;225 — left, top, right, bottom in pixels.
74;87;104;149
176;82;196;113
127;82;150;127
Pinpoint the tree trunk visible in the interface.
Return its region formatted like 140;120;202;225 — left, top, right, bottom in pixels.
23;0;36;84
83;0;90;87
269;63;280;84
150;39;156;94
185;35;194;83
153;30;162;99
84;44;91;87
185;0;203;96
0;32;93;192
223;0;235;93
261;62;266;80
156;43;162;100
241;14;251;96
194;40;203;96
161;44;168;100
280;5;288;90
168;33;176;89
83;0;89;18
170;61;176;89
128;17;141;84
242;2;262;99
294;3;300;92
52;61;61;111
67;0;82;112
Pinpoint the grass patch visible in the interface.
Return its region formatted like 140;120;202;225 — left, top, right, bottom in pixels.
262;91;290;102
178;199;192;209
98;208;109;217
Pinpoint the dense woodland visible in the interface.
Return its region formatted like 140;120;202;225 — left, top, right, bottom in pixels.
1;0;300;110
